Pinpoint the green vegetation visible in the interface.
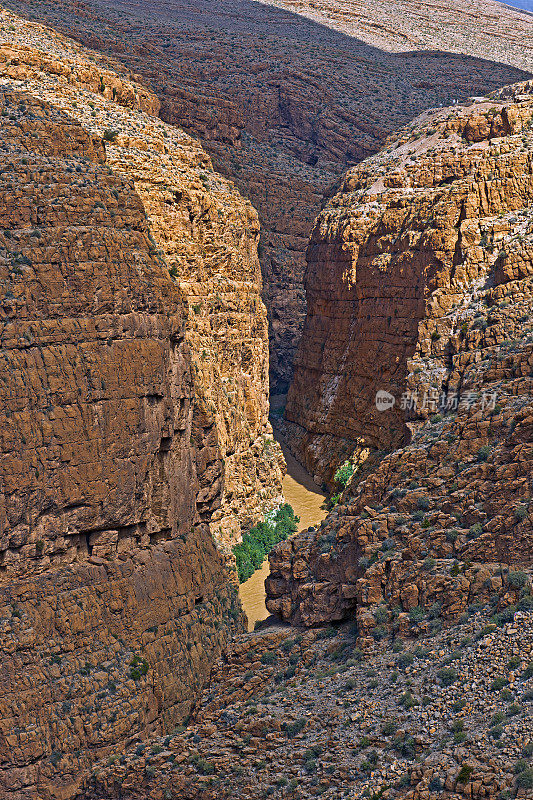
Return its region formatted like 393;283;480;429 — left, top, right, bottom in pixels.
103;128;118;142
456;765;473;784
334;460;354;487
129;654;149;680
233;504;299;583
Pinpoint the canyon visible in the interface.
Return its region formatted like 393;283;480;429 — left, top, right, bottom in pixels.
0;0;531;799
4;0;533;391
80;76;533;800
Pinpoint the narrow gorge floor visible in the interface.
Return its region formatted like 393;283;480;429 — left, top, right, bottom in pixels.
239;434;326;631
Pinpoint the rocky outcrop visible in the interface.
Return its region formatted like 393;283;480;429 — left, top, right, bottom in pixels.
3;0;533;391
0;8;282;797
268;82;533;632
78;610;533;800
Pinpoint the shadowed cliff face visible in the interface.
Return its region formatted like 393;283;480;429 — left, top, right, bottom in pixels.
0;8;285;796
267;82;533;631
3;0;533;392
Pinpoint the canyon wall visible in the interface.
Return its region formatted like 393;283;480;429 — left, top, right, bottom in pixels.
0;8;281;797
268;82;533;633
3;0;533;391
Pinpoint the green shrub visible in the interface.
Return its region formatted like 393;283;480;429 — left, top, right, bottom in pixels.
382;719;398;736
516;769;533;789
514;504;527;522
130;654;149;680
283;718;306;738
522;662;533;680
490;676;509;691
477;445;491;461
397;653;414;670
103;129;118;142
409;606;425;623
508;571;527;588
437;667;457;687
399;691;418;709
233;504;299;582
456;765;473;784
334;460;354;487
467;523;483;540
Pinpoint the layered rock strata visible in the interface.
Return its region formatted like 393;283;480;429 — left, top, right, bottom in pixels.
0;8;281;797
3;0;533;391
269;82;533;632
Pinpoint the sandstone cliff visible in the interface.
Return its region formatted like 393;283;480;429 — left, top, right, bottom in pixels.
0;7;282;797
3;0;533;392
269;82;533;632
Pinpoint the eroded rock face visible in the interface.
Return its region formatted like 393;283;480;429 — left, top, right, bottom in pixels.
0;8;281;796
268;83;533;631
3;0;533;391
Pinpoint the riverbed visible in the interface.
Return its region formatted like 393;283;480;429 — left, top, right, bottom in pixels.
239;435;326;631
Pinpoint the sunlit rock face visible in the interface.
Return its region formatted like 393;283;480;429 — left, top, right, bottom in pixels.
0;9;284;796
269;83;533;630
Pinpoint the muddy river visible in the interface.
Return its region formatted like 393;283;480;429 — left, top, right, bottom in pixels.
239;435;326;631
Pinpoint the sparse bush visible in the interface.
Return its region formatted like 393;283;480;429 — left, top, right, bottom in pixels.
283;718;306;738
334;460;354;487
515;768;533;789
467;523;483;540
490;676;509;691
522;662;533;680
409;606;425;623
508;571;527;588
437;667;457;687
397;653;414;670
456;765;473;784
382;719;398;736
399;691;418;709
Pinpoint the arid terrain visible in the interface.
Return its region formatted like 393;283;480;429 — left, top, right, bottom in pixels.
0;1;531;799
4;0;533;391
77;75;533;800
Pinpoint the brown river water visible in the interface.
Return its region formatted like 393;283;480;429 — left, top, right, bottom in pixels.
239;435;326;631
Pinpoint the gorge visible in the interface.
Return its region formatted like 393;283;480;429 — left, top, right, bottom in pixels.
0;1;531;799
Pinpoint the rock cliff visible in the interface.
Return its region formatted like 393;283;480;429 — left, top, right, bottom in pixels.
269;82;533;634
3;0;533;391
0;7;282;797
